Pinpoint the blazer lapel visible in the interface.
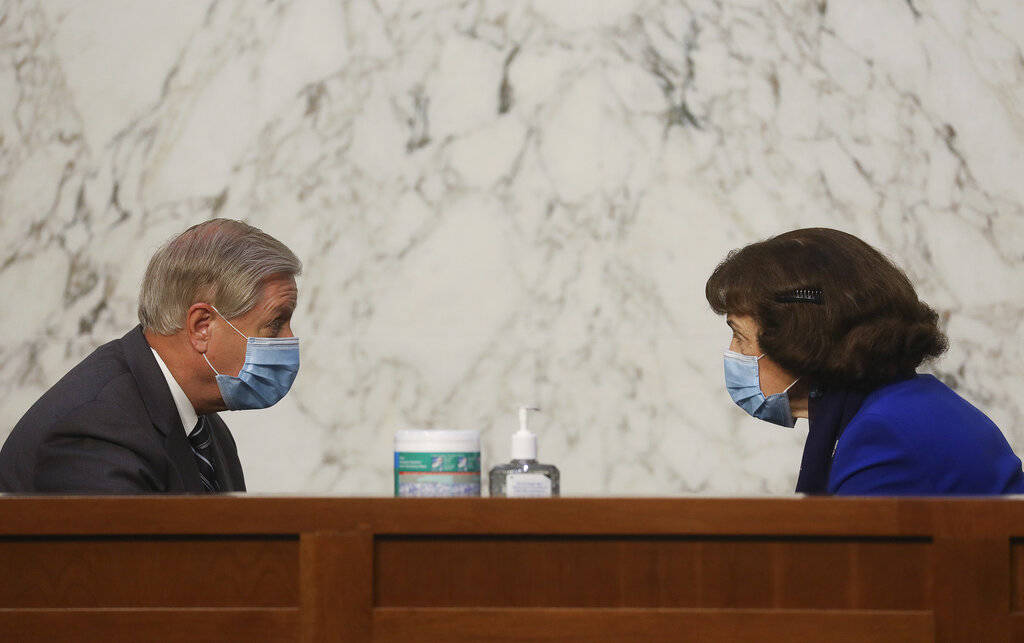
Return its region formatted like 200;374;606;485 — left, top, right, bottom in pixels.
120;325;205;493
165;429;205;493
206;414;245;492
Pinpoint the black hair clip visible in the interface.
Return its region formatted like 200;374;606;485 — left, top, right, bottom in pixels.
775;288;823;304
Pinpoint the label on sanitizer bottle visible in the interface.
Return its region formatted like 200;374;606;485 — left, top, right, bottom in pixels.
506;473;552;497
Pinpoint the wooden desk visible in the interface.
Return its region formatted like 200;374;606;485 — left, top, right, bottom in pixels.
0;496;1021;642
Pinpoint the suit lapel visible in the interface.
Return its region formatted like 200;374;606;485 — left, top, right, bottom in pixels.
165;429;205;493
207;414;246;492
120;325;205;493
206;417;232;491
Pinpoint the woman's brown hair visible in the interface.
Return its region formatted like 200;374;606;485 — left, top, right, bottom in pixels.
705;228;947;389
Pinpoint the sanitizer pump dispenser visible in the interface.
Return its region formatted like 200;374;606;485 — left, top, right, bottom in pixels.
489;407;560;497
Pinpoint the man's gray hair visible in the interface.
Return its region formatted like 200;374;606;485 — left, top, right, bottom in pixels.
138;218;302;334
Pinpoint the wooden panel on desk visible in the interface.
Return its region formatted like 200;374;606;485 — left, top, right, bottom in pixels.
1009;613;1024;642
773;539;933;610
0;607;298;643
1010;538;1024;612
373;607;934;643
374;536;931;609
0;536;299;608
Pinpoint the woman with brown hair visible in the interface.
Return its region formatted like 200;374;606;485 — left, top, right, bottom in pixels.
706;228;1024;495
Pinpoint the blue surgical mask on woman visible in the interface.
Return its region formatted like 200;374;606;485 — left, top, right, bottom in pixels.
203;306;300;410
723;350;798;427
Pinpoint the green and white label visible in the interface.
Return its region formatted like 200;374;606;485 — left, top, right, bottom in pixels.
394;451;481;497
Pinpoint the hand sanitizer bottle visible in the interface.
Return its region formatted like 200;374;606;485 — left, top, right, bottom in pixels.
489;407;560;497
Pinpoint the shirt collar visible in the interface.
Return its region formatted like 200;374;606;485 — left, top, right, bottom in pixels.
150;347;199;436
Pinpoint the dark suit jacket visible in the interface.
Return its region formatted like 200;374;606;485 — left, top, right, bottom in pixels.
0;326;245;493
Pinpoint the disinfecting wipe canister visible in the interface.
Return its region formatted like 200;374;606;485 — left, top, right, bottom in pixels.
394;430;481;497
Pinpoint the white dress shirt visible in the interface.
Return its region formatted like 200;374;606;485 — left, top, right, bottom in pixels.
150;348;199;436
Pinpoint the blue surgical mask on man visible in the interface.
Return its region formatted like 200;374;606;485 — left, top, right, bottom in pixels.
723;350;798;428
203;306;300;410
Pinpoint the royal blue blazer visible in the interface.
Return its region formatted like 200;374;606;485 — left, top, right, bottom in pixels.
828;374;1024;495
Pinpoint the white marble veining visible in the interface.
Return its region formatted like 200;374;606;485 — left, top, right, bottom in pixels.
2;0;1023;495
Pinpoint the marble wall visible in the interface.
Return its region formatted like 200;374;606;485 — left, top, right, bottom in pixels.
2;0;1023;495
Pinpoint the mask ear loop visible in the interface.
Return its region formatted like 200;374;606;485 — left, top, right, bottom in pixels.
203;305;248;376
758;353;799;395
203;352;222;376
209;305;249;340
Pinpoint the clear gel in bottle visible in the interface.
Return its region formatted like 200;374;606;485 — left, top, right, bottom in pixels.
489;407;560;497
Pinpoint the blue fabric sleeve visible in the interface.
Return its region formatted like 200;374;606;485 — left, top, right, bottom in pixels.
828;413;925;495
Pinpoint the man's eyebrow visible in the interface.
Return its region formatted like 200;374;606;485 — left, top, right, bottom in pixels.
271;300;297;316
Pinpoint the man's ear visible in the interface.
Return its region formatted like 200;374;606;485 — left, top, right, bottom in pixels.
186;303;214;353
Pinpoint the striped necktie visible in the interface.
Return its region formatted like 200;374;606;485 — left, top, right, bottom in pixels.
188;416;220;492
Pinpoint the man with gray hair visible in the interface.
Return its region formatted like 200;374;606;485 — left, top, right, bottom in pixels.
0;218;302;493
